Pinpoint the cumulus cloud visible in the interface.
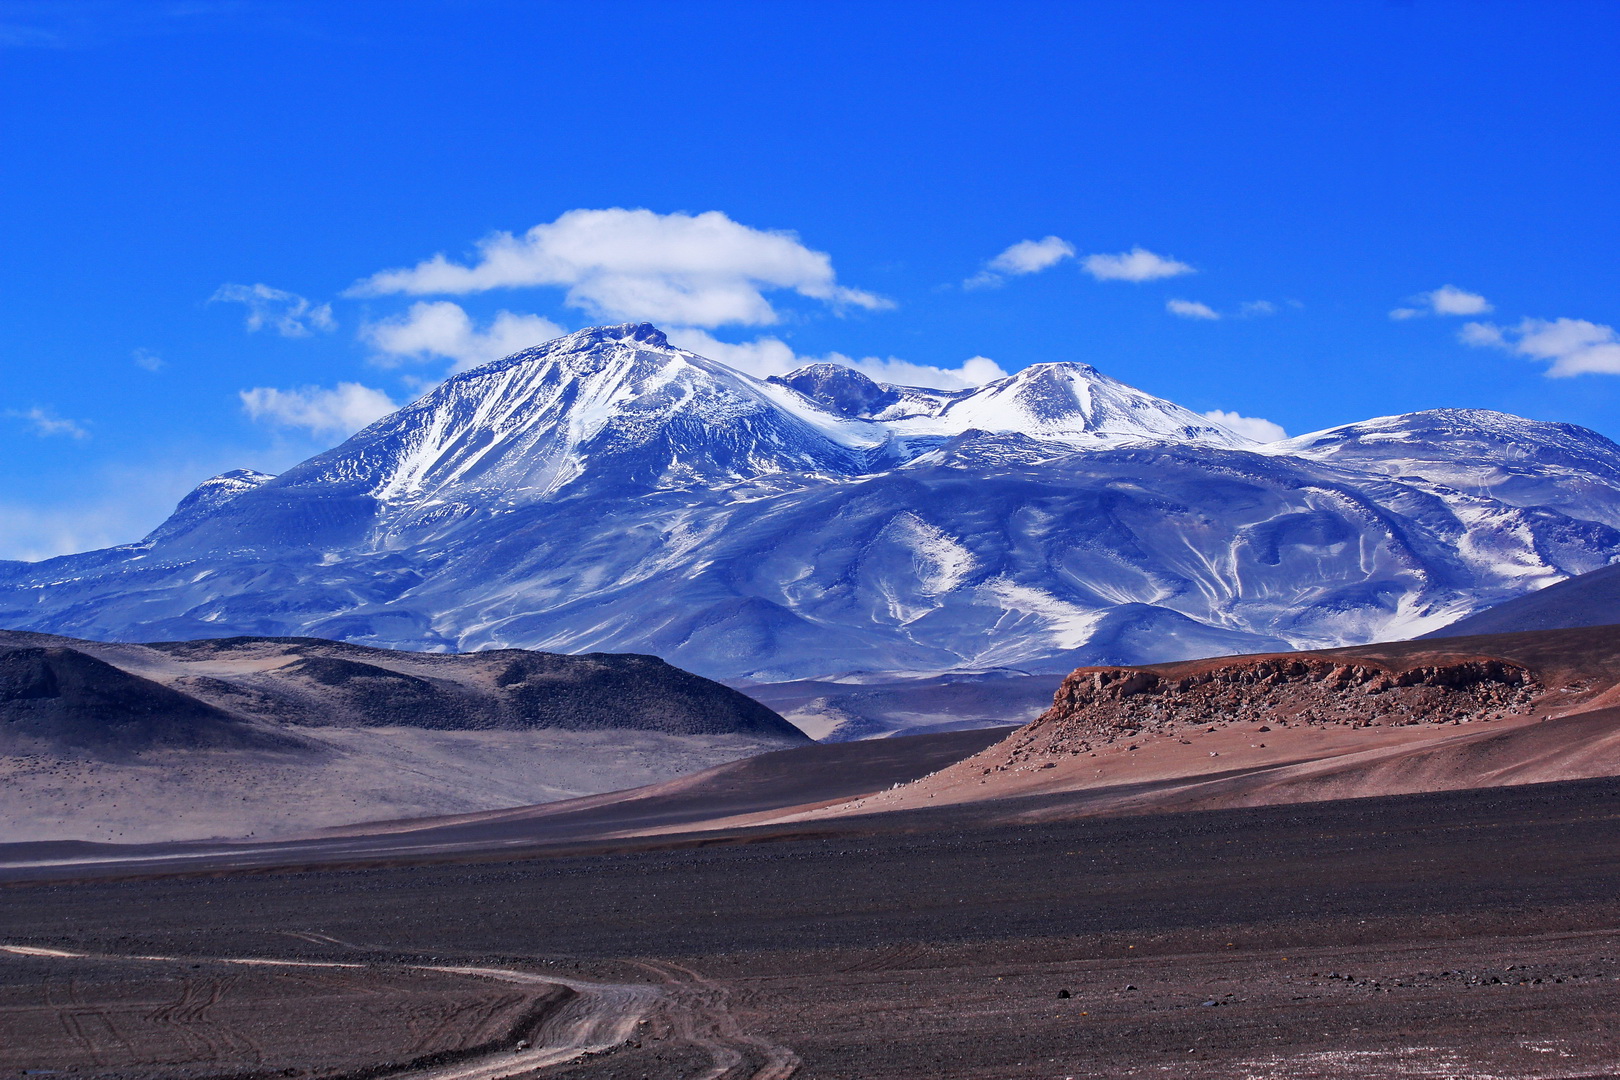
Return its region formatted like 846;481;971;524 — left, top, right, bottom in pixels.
1390;284;1492;320
1166;298;1220;320
1463;316;1620;377
348;208;889;329
212;283;336;337
665;328;1008;390
8;407;88;439
1203;409;1287;443
132;347;165;372
965;236;1075;288
365;301;566;372
1082;247;1195;282
239;383;398;437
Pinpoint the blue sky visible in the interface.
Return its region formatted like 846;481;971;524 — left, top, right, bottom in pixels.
3;0;1618;559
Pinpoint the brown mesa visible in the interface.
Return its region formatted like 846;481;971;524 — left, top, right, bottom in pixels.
1022;654;1542;756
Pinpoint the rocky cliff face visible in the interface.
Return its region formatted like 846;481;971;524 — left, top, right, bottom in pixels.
1000;653;1542;761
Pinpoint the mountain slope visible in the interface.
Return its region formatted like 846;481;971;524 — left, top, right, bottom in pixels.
3;324;1619;687
1427;562;1620;638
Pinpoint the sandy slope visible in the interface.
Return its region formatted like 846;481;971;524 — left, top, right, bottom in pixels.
0;728;787;843
771;625;1620;825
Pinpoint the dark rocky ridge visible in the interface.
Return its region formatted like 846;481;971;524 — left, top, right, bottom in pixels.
0;630;804;758
767;362;900;417
0;645;303;755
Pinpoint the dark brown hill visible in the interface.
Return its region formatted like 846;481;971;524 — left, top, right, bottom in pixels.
0;630;805;842
0;630;804;746
0;645;303;755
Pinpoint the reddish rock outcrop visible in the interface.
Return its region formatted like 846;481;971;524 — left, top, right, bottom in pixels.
1010;654;1541;759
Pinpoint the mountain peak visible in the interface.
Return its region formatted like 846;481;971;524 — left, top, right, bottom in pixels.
936;361;1247;447
145;468;277;543
571;321;668;348
768;363;900;418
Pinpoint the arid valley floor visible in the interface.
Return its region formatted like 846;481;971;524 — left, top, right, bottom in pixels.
12;622;1620;1078
8;768;1620;1078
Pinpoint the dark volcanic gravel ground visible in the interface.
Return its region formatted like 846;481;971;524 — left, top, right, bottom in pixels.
7;778;1620;1078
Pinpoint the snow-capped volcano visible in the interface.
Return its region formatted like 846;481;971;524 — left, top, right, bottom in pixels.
3;323;1618;688
303;324;1248;508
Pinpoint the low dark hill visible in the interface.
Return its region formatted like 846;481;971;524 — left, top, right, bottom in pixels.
0;645;303;755
1428;562;1620;637
0;630;805;752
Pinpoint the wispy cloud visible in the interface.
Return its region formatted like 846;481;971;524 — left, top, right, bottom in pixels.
8;406;89;439
1203;409;1286;443
364;301;565;372
1462;316;1620;377
666;328;1008;390
132;347;165;372
1082;247;1195;282
349;208;890;329
239;383;398;437
1390;284;1492;320
965;236;1075;288
212;282;336;337
1166;298;1219;320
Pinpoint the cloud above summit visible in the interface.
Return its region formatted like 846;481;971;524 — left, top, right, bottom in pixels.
965;236;1076;287
1082;247;1195;282
965;239;1194;288
1390;285;1492;320
349;208;890;328
365;302;566;372
1463;316;1620;378
212;283;336;337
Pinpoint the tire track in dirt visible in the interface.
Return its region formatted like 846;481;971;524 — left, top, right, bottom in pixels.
631;959;801;1080
3;942;796;1080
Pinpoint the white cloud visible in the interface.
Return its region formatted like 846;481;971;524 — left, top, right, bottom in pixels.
132;347;165;372
965;235;1075;287
1390;284;1492;320
991;236;1075;274
348;208;889;328
1167;298;1220;320
1082;247;1195;282
8;406;88;439
1463;316;1620;377
1458;321;1506;347
849;354;1009;389
665;328;1008;390
239;383;398;437
365;301;566;372
1239;300;1277;317
212;283;336;337
1203;409;1287;443
1428;285;1492;316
